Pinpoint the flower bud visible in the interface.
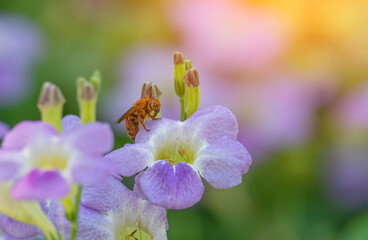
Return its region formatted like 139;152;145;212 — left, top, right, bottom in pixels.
90;70;101;94
37;82;65;132
184;59;193;71
173;51;186;99
80;81;96;101
77;71;101;124
141;81;162;99
184;68;199;87
183;68;200;119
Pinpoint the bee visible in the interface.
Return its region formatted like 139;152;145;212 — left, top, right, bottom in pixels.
115;97;161;140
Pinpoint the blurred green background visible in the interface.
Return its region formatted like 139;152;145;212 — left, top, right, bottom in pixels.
1;0;368;239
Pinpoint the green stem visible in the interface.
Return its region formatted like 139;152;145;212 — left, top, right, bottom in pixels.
71;186;83;240
180;98;186;122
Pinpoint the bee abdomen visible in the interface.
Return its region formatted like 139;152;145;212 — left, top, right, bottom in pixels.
125;117;140;140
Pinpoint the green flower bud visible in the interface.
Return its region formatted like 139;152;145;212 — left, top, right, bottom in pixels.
184;59;193;71
90;70;101;94
183;68;200;120
37;82;65;132
77;71;101;124
173;51;186;99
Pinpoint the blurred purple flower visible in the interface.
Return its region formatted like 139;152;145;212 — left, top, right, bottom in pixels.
165;0;289;72
0;233;33;240
233;78;320;160
335;82;368;131
0;122;9;140
0;215;39;239
324;83;368;210
325;146;368;210
0;14;43;105
0;199;71;240
81;176;168;240
0;118;113;200
105;105;252;209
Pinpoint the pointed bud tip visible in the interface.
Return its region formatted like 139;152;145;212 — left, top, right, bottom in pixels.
141;81;162;99
90;70;101;92
184;69;199;87
173;52;185;65
80;82;96;100
184;59;193;70
38;82;65;107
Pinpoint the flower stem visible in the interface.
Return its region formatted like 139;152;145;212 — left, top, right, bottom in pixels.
70;186;83;240
180;98;186;121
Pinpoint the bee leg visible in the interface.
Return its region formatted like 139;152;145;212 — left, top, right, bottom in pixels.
149;113;161;120
138;117;150;131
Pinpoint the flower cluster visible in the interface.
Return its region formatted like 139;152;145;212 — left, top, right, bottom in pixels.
0;52;252;240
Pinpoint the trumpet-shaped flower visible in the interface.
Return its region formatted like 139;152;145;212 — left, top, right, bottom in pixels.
0;119;113;200
105;105;252;209
80;176;168;240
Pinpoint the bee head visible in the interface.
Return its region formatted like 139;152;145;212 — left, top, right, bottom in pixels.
149;99;161;113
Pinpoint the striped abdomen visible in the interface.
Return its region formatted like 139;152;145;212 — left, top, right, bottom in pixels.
125;115;140;140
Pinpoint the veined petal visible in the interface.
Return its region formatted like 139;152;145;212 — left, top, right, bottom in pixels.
133;172;147;200
71;156;113;186
139;161;204;209
11;169;70;200
0;215;38;239
81;176;131;213
105;143;154;177
63;122;113;156
194;136;252;189
135;118;182;143
61;114;81;133
77;206;114;240
184;105;238;144
140;197;169;233
1;121;58;150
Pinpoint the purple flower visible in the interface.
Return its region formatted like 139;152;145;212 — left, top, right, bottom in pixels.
0;233;33;240
0;215;39;239
80;176;168;240
105;105;252;209
324;146;368;210
233;78;320;160
0;118;113;200
334;82;368;131
324;83;368;210
0;14;43;106
0;122;10;140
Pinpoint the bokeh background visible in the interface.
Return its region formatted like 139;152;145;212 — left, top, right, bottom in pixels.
1;0;368;239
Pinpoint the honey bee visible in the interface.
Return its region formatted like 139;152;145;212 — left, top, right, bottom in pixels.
115;97;161;140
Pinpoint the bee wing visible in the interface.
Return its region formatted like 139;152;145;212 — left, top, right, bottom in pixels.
115;106;135;124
